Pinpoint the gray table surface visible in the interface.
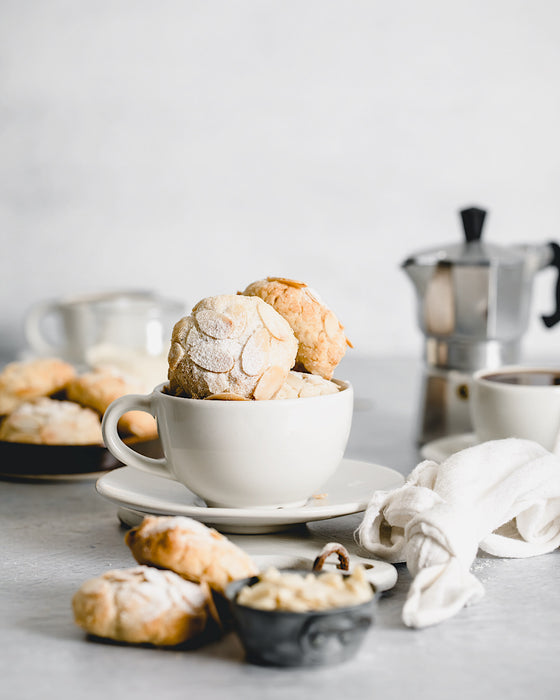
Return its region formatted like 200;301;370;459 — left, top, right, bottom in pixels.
1;357;559;700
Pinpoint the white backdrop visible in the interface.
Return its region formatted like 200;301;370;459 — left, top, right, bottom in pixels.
1;0;559;362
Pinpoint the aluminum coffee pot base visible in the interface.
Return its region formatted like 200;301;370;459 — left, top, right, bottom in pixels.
416;368;474;447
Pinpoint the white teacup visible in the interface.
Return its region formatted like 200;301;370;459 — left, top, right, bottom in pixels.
470;365;560;451
24;290;184;370
102;381;353;508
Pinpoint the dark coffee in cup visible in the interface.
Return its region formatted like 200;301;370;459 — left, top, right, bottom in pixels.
471;365;560;451
483;370;560;386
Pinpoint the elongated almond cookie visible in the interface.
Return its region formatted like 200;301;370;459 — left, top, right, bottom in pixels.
125;516;258;595
72;566;212;646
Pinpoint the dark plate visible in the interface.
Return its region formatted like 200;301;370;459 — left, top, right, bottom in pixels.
0;438;162;480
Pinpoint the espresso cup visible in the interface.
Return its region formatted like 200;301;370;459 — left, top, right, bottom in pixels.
470;365;560;451
102;381;353;508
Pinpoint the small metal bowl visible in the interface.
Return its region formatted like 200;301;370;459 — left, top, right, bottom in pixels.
225;569;377;667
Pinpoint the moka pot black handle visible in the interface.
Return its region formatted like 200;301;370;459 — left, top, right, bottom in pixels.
541;242;560;328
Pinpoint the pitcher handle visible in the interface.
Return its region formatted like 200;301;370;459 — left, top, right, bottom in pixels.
542;242;560;328
24;300;62;355
102;393;172;479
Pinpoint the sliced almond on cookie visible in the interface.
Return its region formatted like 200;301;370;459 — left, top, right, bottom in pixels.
172;316;191;344
323;311;342;340
257;302;291;341
224;302;248;338
204;393;249;401
253;366;287;400
168;342;185;371
266;277;307;289
189;341;235;373
195;310;235;339
241;329;270;376
304;286;323;304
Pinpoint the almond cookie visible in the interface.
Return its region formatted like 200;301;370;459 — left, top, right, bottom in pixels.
0;357;76;415
242;277;350;379
167;295;298;400
72;566;212;646
0;397;102;445
125;516;258;595
66;367;158;440
272;370;340;399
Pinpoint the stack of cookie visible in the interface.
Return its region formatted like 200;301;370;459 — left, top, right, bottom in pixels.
1;277;348;440
0;358;157;446
167;276;351;401
72;515;258;647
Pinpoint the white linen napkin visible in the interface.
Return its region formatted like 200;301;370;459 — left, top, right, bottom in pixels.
358;438;560;628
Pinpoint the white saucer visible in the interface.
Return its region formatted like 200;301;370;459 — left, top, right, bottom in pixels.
420;433;478;462
96;458;404;534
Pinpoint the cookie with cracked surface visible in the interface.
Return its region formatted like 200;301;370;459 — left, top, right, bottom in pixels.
0;357;76;415
272;370;340;399
72;566;212;646
66;367;158;440
167;295;298;400
0;397;103;445
125;516;258;595
242;277;350;379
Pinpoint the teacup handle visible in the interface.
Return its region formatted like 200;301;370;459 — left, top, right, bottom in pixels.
24;300;62;355
102;393;173;480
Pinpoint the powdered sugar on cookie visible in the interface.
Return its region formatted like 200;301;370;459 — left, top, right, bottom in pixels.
167;295;298;400
0;397;102;445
